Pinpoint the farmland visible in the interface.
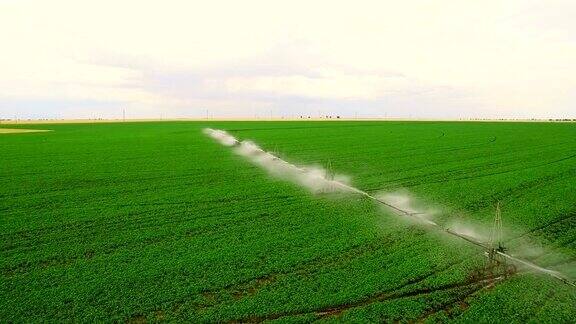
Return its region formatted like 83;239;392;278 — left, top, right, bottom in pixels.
1;121;575;322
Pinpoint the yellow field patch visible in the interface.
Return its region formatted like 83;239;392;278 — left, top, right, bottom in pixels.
0;128;51;134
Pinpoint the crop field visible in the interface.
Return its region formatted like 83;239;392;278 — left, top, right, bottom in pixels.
1;121;575;322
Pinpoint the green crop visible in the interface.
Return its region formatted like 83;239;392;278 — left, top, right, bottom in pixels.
1;121;575;322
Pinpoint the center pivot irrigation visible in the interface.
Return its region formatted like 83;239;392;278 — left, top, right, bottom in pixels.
204;128;576;288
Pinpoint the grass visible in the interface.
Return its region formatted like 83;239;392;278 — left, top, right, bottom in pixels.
1;121;575;322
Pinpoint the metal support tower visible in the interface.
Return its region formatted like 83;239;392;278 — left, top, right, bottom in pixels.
324;160;335;193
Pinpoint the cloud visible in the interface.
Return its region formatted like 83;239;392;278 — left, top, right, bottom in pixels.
211;70;414;100
1;0;576;118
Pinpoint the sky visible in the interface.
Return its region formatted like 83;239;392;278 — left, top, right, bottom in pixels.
1;0;575;120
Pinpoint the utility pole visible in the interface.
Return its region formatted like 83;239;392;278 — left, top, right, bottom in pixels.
123;109;126;122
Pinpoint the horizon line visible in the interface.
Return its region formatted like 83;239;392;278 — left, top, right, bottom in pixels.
1;117;575;125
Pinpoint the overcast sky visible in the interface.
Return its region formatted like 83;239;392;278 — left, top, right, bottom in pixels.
1;0;575;119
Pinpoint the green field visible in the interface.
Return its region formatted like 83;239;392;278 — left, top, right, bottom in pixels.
1;121;575;322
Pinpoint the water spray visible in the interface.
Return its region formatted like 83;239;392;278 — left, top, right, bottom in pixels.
204;128;576;288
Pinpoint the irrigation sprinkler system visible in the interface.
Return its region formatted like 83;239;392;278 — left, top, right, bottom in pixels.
205;128;576;288
335;170;576;288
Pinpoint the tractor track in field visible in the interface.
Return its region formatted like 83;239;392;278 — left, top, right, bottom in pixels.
207;240;395;299
415;278;499;322
428;168;576;216
508;212;576;264
357;139;574;187
357;135;500;162
440;151;576;183
470;170;576;212
167;235;427;311
378;150;576;189
3;192;345;276
2;208;227;253
221;253;475;322
312;260;486;321
2;202;301;276
434;136;497;154
231;274;501;323
514;211;576;240
363;154;557;191
133;240;398;318
1;193;299;253
130;235;473;322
